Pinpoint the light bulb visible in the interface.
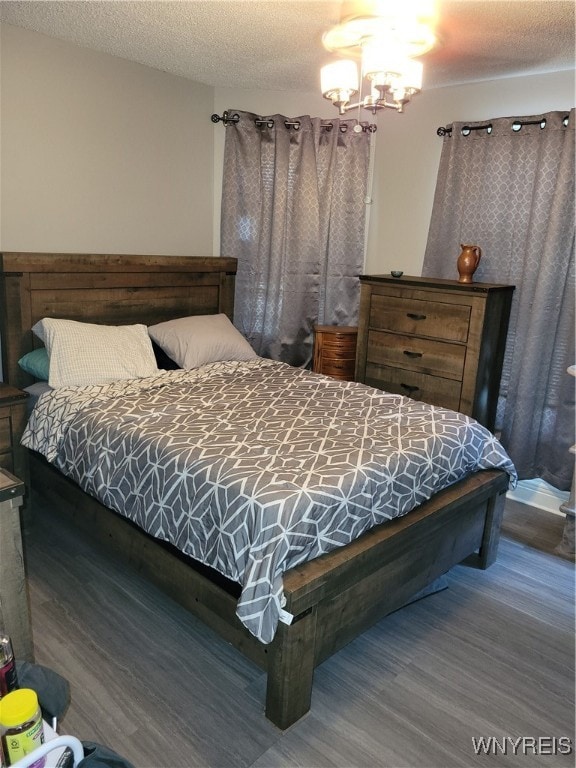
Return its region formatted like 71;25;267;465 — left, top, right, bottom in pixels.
320;60;359;97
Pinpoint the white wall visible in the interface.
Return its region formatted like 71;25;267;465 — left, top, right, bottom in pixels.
2;21;573;273
0;23;215;255
214;70;574;274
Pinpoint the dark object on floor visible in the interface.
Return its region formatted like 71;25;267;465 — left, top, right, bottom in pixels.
15;663;133;768
78;741;136;768
16;660;70;721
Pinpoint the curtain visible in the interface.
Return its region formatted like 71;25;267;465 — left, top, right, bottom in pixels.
220;111;371;367
423;109;575;489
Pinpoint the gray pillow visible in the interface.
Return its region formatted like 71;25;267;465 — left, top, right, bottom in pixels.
148;314;257;369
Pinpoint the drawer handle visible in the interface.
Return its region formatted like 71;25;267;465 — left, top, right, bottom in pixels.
401;383;420;394
403;350;423;359
406;312;427;321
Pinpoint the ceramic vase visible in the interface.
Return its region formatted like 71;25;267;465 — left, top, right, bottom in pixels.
457;244;482;283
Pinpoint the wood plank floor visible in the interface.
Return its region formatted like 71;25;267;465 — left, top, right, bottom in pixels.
21;495;575;768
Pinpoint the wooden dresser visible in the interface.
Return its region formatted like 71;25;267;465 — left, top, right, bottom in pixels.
313;325;358;381
355;275;515;430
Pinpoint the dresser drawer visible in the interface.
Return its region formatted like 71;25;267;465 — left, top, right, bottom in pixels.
0;416;12;453
365;363;462;411
367;331;466;381
369;294;471;343
0;451;14;473
320;359;356;379
0;386;29;492
319;336;358;358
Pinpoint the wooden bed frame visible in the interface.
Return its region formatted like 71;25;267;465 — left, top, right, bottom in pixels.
0;252;509;729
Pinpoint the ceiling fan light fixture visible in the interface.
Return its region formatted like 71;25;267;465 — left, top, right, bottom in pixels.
320;0;436;117
365;54;423;92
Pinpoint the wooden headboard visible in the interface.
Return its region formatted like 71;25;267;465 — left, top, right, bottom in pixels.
0;252;237;389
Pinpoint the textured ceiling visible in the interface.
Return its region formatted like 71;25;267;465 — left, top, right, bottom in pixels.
0;1;574;92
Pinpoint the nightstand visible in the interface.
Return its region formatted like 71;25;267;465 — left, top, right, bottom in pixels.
0;469;33;661
313;325;358;382
0;383;29;484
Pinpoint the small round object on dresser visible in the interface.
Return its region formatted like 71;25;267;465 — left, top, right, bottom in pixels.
390;270;404;278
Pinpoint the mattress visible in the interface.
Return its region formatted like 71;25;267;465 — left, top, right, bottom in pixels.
22;359;517;643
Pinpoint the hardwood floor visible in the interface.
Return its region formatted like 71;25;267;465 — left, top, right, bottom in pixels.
21;495;575;768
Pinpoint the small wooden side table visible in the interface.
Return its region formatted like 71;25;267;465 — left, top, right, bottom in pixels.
0;382;29;484
313;325;358;382
0;469;34;661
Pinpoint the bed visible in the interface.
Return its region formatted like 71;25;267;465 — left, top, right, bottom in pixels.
0;252;515;729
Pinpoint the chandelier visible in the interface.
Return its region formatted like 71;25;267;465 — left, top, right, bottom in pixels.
320;0;438;115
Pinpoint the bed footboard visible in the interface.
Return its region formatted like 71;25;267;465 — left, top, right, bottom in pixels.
28;453;508;729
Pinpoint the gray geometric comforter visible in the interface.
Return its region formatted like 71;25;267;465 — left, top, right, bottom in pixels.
22;359;517;643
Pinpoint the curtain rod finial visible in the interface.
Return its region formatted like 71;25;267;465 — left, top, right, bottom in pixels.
211;111;240;126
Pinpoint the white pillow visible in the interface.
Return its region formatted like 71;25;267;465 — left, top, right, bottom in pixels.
32;318;159;388
148;314;257;369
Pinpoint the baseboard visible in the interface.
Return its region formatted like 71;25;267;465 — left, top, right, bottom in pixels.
506;478;569;516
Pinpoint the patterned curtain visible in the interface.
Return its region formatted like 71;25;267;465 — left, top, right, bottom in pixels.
220;111;371;367
422;109;575;489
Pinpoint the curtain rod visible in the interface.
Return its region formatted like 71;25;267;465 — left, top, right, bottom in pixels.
211;111;377;133
437;113;570;137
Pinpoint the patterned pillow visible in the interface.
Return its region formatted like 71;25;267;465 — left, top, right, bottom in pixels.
32;318;159;388
148;314;257;369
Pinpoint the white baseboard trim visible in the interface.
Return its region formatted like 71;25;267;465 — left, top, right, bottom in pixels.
506;478;569;516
